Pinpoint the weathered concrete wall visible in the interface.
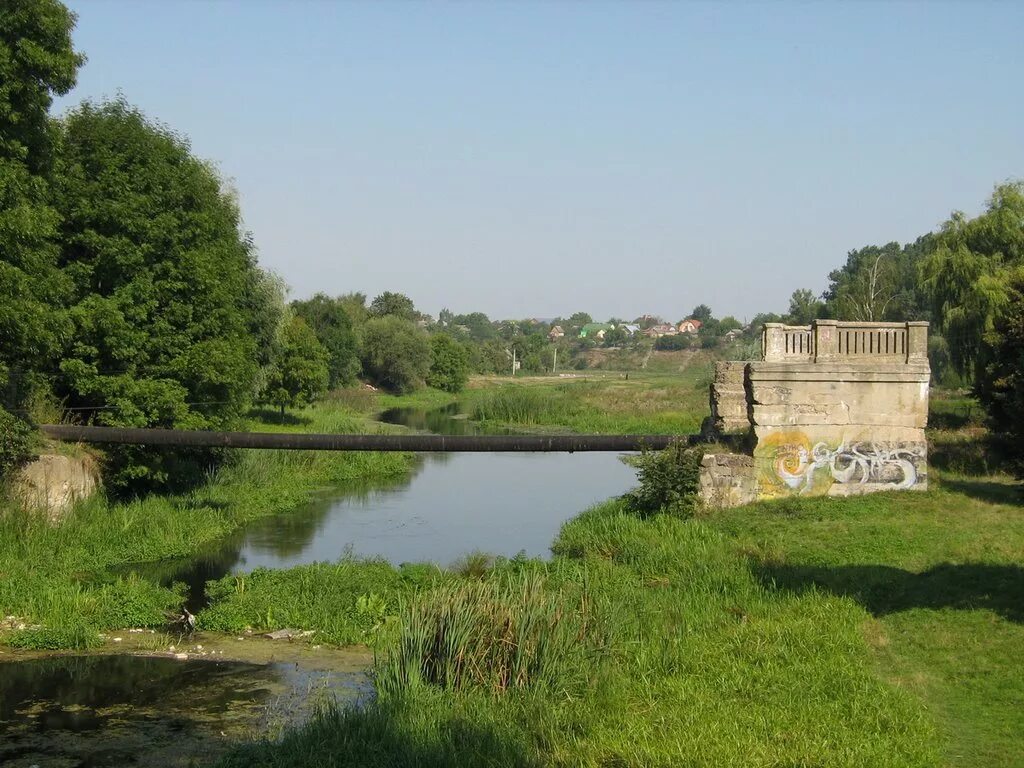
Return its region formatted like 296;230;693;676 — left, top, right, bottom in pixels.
699;453;757;508
12;453;101;523
700;320;930;508
709;361;750;436
747;362;929;498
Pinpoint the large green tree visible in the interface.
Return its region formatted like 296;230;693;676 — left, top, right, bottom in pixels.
785;289;824;325
369;291;416;321
922;182;1024;377
426;334;470;392
263;315;329;416
52;99;277;490
0;0;83;409
823;237;933;322
360;316;431;393
975;269;1024;477
292;293;361;388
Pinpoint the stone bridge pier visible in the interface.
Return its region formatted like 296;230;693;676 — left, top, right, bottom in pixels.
700;320;930;508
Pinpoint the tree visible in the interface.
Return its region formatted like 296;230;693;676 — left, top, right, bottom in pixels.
264;316;329;416
452;312;495;341
292;293;361;388
823;240;932;323
566;312;593;330
52;99;274;491
369;291;416;321
427;334;470;392
603;327;628;347
719;316;743;333
360;316;431;393
975;269;1024;477
0;0;83;408
785;289;824;325
922;182;1024;377
690;304;713;324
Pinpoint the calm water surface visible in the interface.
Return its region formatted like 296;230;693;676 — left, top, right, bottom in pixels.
134;405;638;606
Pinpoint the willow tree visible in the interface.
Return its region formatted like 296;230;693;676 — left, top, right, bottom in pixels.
921;183;1024;377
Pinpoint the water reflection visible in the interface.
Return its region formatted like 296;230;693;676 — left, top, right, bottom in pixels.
124;405;637;610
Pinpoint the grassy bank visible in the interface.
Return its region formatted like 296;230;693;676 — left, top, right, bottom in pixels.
201;384;1023;767
0;401;418;649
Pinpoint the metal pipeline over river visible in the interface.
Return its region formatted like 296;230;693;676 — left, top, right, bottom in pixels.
40;425;688;452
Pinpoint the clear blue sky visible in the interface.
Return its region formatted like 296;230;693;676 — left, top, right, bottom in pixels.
58;0;1024;322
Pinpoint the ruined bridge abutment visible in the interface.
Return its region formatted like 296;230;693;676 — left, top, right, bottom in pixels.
700;320;930;508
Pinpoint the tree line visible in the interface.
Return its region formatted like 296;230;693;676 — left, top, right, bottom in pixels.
2;0;1021;487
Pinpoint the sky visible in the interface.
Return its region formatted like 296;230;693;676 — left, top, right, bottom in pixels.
57;0;1024;322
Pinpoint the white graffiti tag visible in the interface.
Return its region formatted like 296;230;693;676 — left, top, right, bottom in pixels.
776;442;924;492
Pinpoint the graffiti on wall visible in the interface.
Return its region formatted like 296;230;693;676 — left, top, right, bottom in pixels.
757;430;926;495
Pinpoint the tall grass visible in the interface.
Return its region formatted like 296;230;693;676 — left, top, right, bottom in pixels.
377;573;608;697
470;387;583;426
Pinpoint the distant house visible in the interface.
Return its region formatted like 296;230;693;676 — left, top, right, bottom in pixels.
643;323;677;338
678;318;703;335
579;323;613;339
724;328;741;341
548;325;565;341
620;324;640;336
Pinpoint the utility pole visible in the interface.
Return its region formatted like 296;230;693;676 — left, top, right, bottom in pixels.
512;346;517;377
552;346;557;374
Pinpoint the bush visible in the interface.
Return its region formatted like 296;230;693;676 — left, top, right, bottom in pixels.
625;440;704;517
0;407;35;478
654;334;690;351
361;316;432;393
426;334;470;393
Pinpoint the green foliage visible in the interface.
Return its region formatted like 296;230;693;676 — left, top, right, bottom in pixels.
291;293;361;388
785;288;825;325
201;559;441;646
922;182;1024;376
624;440;704;518
450;311;495;341
4;621;101;650
975;269;1024;477
0;0;82;397
0;407;36;476
50;98;277;491
823;238;933;322
264;316;330;414
369;291;417;321
689;304;712;323
361;316;431;393
426;334;470;393
653;333;690;351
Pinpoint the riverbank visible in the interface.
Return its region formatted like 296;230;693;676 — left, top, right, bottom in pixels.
212;472;1022;767
0;403;418;650
3;376;1022;766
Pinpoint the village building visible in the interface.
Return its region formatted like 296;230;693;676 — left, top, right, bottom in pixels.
678;318;702;335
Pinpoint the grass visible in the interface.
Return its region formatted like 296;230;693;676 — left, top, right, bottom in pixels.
212;386;1022;767
0;400;418;649
461;369;712;435
5;373;1022;766
220;498;945;767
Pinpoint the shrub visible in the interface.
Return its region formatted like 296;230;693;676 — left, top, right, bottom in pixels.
360;316;432;393
426;334;470;393
625;440;704;517
0;407;35;478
